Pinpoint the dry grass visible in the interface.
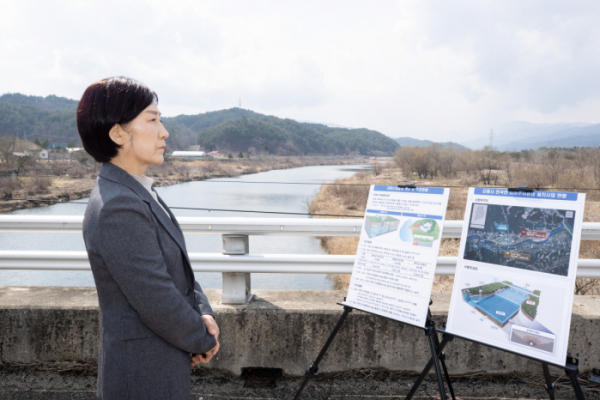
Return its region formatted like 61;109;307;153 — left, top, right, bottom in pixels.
311;164;600;294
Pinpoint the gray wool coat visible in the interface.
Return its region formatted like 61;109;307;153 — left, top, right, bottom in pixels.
83;162;217;400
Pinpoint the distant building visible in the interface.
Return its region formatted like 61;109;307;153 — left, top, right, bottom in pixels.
207;151;226;158
9;139;47;159
48;151;69;160
13;149;47;159
171;151;207;158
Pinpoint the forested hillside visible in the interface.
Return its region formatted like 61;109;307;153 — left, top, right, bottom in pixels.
0;93;78;111
0;94;78;144
0;93;399;155
174;108;399;156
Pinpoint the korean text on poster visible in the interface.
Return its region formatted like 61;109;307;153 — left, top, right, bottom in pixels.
345;185;450;328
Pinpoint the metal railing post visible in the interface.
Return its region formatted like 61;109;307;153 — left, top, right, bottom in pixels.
221;234;253;305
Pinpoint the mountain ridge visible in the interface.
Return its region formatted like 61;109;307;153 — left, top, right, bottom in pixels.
0;93;399;155
465;121;598;150
188;109;399;156
3;93;598;153
393;136;467;150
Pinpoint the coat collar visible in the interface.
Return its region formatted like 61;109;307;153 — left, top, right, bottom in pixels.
98;162;186;254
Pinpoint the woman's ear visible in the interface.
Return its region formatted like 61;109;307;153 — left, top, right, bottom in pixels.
109;124;127;146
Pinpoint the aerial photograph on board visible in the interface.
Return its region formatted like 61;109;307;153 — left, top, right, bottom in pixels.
463;204;574;276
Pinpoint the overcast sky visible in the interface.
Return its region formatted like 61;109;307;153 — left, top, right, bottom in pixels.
1;0;599;141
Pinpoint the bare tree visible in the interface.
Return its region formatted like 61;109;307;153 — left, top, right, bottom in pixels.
437;146;459;178
573;148;589;178
393;146;416;178
0;135;17;167
413;147;432;179
498;154;513;186
475;147;499;185
455;149;477;177
372;162;382;176
543;148;564;185
426;143;442;178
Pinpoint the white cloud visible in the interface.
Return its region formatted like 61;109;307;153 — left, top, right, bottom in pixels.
1;0;599;142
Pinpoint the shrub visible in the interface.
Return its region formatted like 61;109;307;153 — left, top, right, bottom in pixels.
0;177;20;198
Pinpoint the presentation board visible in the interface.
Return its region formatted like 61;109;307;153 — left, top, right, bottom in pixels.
345;185;450;328
446;188;585;366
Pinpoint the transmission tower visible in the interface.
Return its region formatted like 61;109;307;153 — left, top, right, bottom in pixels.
489;128;494;149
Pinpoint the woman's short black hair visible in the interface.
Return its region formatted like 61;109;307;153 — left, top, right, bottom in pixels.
77;77;158;163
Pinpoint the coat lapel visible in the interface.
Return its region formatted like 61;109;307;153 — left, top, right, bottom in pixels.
98;163;187;259
155;192;190;255
152;193;196;286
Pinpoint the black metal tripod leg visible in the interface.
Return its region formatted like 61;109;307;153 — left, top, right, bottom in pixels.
427;304;455;399
438;350;456;400
404;334;452;400
427;328;448;400
565;367;586;400
542;363;555;400
432;330;456;400
293;306;353;400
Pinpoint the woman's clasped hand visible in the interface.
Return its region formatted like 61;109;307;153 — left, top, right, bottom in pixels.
192;315;221;365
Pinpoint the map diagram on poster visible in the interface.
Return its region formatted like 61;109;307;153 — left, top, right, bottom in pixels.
446;188;585;366
464;205;575;276
345;185;450;328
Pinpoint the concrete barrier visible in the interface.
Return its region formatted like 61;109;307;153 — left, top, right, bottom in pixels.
1;286;599;376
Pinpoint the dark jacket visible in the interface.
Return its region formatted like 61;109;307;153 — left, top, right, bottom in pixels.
83;162;216;400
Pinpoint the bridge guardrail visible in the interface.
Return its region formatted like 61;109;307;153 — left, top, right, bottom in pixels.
1;216;599;303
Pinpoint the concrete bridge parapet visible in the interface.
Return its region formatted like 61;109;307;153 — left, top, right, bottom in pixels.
1;287;599;376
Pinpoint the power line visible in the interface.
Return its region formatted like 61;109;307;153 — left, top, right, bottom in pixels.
0;198;364;218
168;206;363;218
7;176;600;191
205;180;370;186
203;180;600;190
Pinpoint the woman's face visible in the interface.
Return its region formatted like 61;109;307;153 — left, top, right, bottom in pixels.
118;102;169;171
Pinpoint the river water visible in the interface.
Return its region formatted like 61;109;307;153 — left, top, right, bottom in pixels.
0;163;368;289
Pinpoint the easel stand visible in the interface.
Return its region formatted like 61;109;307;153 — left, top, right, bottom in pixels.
542;355;585;400
436;329;586;400
404;308;456;400
293;302;457;400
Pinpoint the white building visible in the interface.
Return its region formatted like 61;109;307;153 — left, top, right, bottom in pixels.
171;151;207;158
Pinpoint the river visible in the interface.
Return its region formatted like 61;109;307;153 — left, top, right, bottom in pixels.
0;163;368;289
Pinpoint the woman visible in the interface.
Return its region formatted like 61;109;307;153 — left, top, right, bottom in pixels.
77;77;219;399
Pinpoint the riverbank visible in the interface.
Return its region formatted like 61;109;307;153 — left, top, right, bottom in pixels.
309;164;600;294
0;157;364;213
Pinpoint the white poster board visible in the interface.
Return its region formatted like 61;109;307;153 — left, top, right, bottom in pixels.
446;188;585;366
345;185;450;328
